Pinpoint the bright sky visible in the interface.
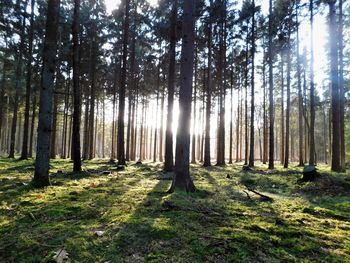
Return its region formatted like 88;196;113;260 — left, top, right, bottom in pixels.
104;0;158;13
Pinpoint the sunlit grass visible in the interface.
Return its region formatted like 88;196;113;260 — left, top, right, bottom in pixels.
0;158;349;262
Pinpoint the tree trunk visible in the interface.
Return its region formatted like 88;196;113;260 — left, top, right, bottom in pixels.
191;49;198;164
117;0;130;166
204;2;212;167
71;0;82;171
284;28;291;168
169;0;196;193
9;0;27;158
262;57;267;164
229;73;233;164
268;0;274;169
164;0;177;171
280;54;284;164
296;0;304;166
338;0;345;170
29;94;36;158
248;5;255;167
309;0;315;165
329;0;341;172
33;0;60;187
20;0;35;160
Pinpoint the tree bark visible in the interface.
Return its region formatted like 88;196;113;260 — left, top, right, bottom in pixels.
117;0;130;166
268;0;274;169
33;0;60;187
20;0;35;160
296;0;304;166
329;0;341;171
164;0;177;171
71;0;82;171
309;0;315;165
248;4;256;167
169;0;196;193
203;1;212;167
9;0;27;158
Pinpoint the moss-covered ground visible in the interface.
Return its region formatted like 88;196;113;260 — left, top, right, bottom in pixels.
0;158;349;262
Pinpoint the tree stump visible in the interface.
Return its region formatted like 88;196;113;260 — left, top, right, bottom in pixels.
301;165;319;182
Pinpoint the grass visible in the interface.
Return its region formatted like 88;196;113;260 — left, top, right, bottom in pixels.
0;157;349;262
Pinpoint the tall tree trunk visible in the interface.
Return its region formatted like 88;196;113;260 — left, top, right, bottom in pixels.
88;22;97;160
338;0;345;170
20;0;35;160
309;0;315;165
126;35;136;161
117;0;130;166
268;0;274;169
280;54;284;164
164;0;177;171
229;73;233;164
203;0;213;167
262;57;267;164
329;0;341;172
9;0;27;158
191;50;198;164
153;59;161;162
236;86;240;162
296;0;304;166
284;25;291;168
159;83;165;162
71;0;82;171
248;5;256;167
33;0;60;187
244;34;249;165
169;0;196;193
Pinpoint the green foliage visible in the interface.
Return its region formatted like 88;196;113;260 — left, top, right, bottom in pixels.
0;159;349;262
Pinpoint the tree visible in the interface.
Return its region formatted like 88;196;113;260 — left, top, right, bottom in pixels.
71;0;82;172
9;0;27;158
164;0;177;172
203;0;213;167
328;0;340;172
168;0;196;193
33;0;60;187
117;0;130;166
20;0;35;160
268;0;274;169
308;0;315;165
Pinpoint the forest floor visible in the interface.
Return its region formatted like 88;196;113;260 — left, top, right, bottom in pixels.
0;158;350;262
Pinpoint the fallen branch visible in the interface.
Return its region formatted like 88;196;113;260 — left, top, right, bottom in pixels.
245;187;273;202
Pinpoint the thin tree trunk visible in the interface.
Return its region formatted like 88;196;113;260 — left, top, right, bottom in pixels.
268;0;274;169
71;0;82;170
164;0;177;171
296;0;304;166
248;4;255;167
280;54;285;164
309;0;315;165
117;0;130;166
20;0;35;160
191;49;198;164
338;0;345;170
329;0;341;171
29;94;36;158
284;31;291;168
9;0;27;158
